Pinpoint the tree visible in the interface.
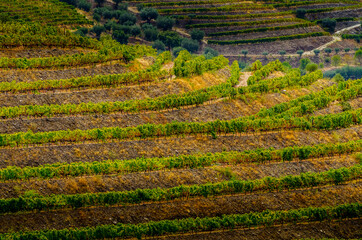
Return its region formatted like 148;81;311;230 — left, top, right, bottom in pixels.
173;47;187;57
324;48;332;56
140;8;159;23
204;47;218;59
297;50;304;58
93;13;101;22
91;25;106;37
119;12;137;25
321;18;336;33
156;16;175;31
262;52;268;59
354;49;362;64
314;49;320;56
299;58;311;70
181;38;199;53
241;50;248;57
279;50;286;57
95;0;105;7
78;0;91;11
191;29;205;42
113;0;122;9
296;8;307;19
144;28;158;41
136;3;144;11
130;25;141;37
113;30;129;44
335;48;340;54
159;31;181;49
344;48;350;53
331;55;341;67
305;63;318;73
152;40;166;51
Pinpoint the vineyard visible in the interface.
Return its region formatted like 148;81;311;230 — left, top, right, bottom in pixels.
0;0;361;239
121;0;362;55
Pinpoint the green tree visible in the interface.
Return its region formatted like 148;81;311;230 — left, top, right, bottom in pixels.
112;30;129;44
159;31;181;50
91;25;106;37
279;50;286;57
95;0;105;7
321;18;336;33
152;40;166;51
190;29;205;42
299;58;311;70
130;25;141;37
181;38;199;53
297;50;304;58
313;49;321;56
156;16;175;31
324;48;332;56
344;48;350;53
119;12;137;25
306;63;318;73
143;28;158;41
140;8;159;23
241;50;248;57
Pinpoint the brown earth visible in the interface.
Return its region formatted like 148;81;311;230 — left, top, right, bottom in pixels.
0;155;357;198
150;219;362;240
0;69;227;107
0;79;334;134
0;126;360;168
0;182;360;233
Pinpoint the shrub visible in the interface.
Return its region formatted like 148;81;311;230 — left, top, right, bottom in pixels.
355;49;362;63
181;38;200;53
333;73;345;82
140;8;159;23
156;16;175;31
306;63;318;73
191;29;205;42
344;48;350;52
279;50;286;56
314;49;321;56
251;60;262;71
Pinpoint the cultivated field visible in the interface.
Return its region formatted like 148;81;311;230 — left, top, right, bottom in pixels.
0;0;361;239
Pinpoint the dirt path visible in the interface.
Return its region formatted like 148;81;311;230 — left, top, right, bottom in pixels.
236;72;251;87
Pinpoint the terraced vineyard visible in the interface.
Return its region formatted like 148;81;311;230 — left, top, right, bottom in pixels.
0;0;361;239
125;0;362;55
